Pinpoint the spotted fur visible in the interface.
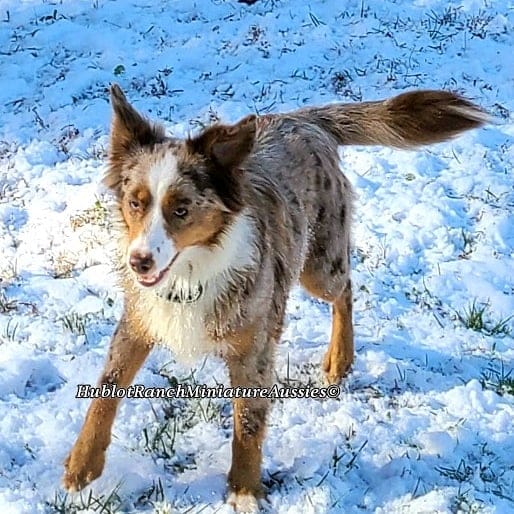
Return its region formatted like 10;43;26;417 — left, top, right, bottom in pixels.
63;84;487;511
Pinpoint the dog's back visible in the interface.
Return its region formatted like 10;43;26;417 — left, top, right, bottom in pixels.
239;90;488;301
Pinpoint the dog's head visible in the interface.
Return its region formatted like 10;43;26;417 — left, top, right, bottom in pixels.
105;85;256;289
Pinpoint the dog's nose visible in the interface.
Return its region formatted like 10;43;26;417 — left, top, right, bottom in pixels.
129;252;155;274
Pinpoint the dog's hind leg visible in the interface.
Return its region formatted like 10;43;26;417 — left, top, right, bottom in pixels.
300;195;354;385
301;265;354;384
323;279;354;384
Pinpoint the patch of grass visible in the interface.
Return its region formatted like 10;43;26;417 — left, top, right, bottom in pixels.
459;229;476;259
243;24;271;58
488;317;513;337
0;260;19;282
308;10;325;28
456;300;512;337
70;199;108;230
245;24;265;45
61;312;90;341
276;354;318;390
491;102;510;120
57;125;80;155
0;318;19;344
480;361;514;396
316;429;367;487
50;250;77;279
405;281;446;328
134;478;165;509
436;459;474;482
331;69;361;100
438;446;512;507
151;501;176;514
47;484;122;514
159;367;225;427
466;11;495;39
113;64;125;76
142;411;178;460
458;300;488;331
451;486;484;514
0;290;17;313
141;367;226;467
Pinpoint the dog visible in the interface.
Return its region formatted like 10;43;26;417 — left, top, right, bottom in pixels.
62;84;486;512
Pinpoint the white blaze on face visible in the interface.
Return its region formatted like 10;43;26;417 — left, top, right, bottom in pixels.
127;154;179;274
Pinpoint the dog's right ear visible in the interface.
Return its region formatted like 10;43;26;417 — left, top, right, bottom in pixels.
105;84;165;193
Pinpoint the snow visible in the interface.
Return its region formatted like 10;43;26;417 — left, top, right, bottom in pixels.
0;0;513;513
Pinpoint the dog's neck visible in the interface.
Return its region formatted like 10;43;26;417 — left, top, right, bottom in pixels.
157;282;204;304
140;211;258;305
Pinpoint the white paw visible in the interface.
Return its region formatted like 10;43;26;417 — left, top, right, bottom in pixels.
227;491;259;513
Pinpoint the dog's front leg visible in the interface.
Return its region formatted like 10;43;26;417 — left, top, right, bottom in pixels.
63;314;152;492
225;338;273;513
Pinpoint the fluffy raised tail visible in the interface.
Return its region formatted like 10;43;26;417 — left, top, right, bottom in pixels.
296;90;488;148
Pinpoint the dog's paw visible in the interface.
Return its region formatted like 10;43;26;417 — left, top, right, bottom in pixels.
62;440;106;492
227;490;260;513
322;349;352;385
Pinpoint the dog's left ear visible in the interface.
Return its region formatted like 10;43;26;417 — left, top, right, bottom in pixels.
187;115;256;212
105;84;165;193
188;114;257;170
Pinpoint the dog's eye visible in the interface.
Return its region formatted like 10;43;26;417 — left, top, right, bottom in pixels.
174;207;188;218
129;199;141;211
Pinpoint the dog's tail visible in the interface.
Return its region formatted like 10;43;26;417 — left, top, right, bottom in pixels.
296;90;488;148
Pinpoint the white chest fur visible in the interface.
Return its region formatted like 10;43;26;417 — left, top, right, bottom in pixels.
137;292;215;365
133;212;257;365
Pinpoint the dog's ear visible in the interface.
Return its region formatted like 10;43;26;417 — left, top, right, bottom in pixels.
188;114;257;170
105;84;165;193
187;115;256;212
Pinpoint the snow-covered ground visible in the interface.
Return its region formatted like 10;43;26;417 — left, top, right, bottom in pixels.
0;0;513;513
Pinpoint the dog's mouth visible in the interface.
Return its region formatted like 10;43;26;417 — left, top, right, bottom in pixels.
134;253;180;288
136;266;170;287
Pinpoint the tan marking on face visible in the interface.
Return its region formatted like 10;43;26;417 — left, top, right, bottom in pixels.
122;185;152;242
172;208;227;250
